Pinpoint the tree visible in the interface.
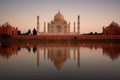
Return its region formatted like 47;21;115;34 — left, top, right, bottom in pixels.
33;28;37;35
26;29;31;35
89;32;93;35
17;30;21;35
94;32;98;35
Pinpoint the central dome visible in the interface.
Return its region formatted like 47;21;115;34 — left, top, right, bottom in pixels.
54;11;64;21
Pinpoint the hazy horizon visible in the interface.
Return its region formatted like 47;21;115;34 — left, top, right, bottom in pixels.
0;0;120;33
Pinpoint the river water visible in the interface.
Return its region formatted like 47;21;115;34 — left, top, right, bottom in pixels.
0;42;120;80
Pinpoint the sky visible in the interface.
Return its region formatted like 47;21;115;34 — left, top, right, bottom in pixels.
0;0;120;33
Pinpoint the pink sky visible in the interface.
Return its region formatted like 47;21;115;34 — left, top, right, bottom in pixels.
0;0;120;33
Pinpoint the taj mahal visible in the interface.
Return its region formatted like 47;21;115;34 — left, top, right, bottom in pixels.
37;11;80;35
1;11;120;38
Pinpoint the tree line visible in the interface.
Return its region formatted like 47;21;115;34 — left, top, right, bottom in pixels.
83;32;102;35
18;28;37;35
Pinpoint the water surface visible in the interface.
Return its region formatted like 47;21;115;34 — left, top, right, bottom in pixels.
0;42;120;80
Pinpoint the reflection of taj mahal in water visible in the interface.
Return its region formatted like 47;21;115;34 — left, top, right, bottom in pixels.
37;47;80;70
37;11;80;35
0;43;120;70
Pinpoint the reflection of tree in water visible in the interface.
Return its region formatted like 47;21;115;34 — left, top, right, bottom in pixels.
25;47;31;52
17;47;21;51
33;47;37;53
18;47;31;52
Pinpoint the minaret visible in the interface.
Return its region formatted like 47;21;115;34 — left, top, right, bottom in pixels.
77;47;80;68
37;16;40;32
37;49;40;67
74;48;76;60
74;22;76;33
44;49;46;60
77;15;80;34
68;22;70;33
47;22;50;33
44;22;46;33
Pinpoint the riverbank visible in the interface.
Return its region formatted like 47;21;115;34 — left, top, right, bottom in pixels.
0;35;120;43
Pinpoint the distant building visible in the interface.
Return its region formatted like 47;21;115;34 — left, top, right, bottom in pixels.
0;22;18;36
37;11;80;35
48;11;70;34
103;22;120;35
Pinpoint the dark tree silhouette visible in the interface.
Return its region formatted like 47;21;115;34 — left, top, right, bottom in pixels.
33;47;37;53
95;32;98;35
18;30;21;35
26;29;31;35
33;28;37;35
89;32;93;35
